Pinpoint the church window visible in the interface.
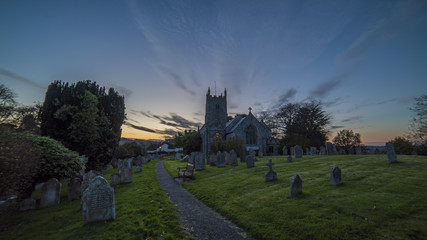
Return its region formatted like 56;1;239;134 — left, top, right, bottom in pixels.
246;125;256;145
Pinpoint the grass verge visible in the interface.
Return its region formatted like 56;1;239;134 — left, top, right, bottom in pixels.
164;155;427;240
0;160;192;240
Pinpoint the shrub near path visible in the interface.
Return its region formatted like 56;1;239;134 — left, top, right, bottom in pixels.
164;155;427;240
0;160;192;240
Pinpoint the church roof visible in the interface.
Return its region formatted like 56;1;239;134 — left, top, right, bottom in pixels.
226;115;246;133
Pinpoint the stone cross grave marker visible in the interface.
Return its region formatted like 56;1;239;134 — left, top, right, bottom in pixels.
82;176;115;225
264;159;277;182
289;174;302;198
40;178;61;208
386;142;397;163
68;177;82;201
330;166;342;185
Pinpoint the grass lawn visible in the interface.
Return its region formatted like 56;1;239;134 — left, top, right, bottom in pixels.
0;160;192;240
164;155;427;240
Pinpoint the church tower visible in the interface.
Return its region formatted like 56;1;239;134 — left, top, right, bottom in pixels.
205;87;228;130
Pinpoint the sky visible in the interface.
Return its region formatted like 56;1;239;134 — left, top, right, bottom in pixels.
1;0;427;145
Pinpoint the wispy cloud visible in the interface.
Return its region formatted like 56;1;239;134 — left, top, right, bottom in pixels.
155;66;196;97
124;122;157;133
341;116;362;123
329;125;345;130
310;74;345;99
0;68;44;89
110;84;132;99
271;88;297;109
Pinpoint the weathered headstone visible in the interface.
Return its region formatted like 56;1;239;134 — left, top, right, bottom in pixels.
81;170;103;196
245;155;255;168
110;173;121;186
68;177;82;201
249;149;256;157
224;151;230;165
282;145;288;156
310;147;317;155
305;148;310;155
264;159;277;182
290;147;295;156
330;166;342;186
289;174;302;198
135;166;142;173
195;152;205;171
176;152;181;160
181;155;190;162
229;150;238;166
82;176;115;225
40;178;61;208
209;153;216;166
20;198;36;211
258;150;263;158
294;145;303;158
216;151;225;168
386;142;397;163
325;142;337;155
286;155;292;163
119;159;133;183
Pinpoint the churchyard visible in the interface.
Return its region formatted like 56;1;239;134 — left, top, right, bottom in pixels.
0;161;192;240
164;154;427;240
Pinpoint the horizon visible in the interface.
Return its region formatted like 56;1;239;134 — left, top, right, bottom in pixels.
1;0;426;145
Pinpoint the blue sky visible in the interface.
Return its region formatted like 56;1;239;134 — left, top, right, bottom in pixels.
1;0;426;144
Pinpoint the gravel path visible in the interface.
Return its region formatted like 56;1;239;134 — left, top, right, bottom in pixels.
156;160;253;240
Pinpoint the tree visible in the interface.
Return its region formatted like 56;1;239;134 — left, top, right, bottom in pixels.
273;100;330;149
0;130;85;199
390;136;413;155
174;130;201;155
332;129;361;154
40;80;125;171
114;142;146;159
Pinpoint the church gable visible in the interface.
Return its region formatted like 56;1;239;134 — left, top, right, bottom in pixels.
226;112;271;146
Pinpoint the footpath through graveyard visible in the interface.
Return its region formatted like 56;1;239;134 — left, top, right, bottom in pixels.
156;160;253;240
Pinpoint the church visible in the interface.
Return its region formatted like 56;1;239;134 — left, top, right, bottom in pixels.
199;88;278;158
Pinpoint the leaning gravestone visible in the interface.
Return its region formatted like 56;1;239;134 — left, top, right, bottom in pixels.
386;142;397;163
282;145;288;156
110;173;121;187
82;176;115;225
287;155;292;163
216;151;226;168
68;177;82;201
229;150;238;166
20;198;36;211
264;159;277;182
294;145;303;158
289;174;302;198
195;152;205;171
245;155;255;168
330;166;342;186
40;178;61;208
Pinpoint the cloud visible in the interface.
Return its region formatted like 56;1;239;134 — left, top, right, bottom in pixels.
339;1;427;63
156;65;196;97
329;125;345;130
310;74;345;99
110;84;132;99
271;88;297;109
124;121;157;133
0;68;44;90
341;116;362;123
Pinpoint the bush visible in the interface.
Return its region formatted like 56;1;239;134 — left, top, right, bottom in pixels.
211;138;244;154
390;136;413;155
113;142;146;159
0;131;85;199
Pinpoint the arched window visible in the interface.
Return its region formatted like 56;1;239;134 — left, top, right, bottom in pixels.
246;125;257;145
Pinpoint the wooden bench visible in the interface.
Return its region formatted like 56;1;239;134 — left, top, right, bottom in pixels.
177;162;195;179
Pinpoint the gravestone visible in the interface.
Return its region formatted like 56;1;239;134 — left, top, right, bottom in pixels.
176;152;181;160
240;148;247;162
216;151;225;168
319;146;326;155
40;178;61;208
81;170;103;196
249;149;256;157
229;150;238;166
82;176;115;225
264;159;277;182
119;159;133;183
245;155;255;168
110;173;121;186
294;145;303;158
135;166;142;173
289;174;302;198
386;142;397;163
190;152;198;164
326;142;337;155
290;147;295;156
20;198;36;211
195;152;205;171
258;151;263;158
310;147;317;155
209;153;216;166
305;148;310;155
224;151;230;165
330;166;342;185
282;145;288;156
181;155;190;162
68;177;82;201
286;155;292;163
